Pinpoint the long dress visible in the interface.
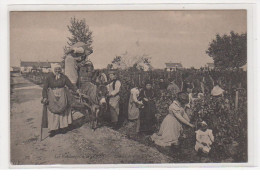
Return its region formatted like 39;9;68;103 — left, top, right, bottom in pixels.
107;80;121;123
151;101;188;147
42;72;76;131
139;89;157;133
65;54;80;85
128;87;142;120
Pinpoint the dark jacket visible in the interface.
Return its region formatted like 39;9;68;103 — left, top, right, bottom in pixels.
42;72;76;99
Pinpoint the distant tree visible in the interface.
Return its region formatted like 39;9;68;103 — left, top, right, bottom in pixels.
110;53;152;71
206;31;247;69
134;55;153;71
63;17;93;57
107;64;113;70
61;59;65;69
111;56;124;69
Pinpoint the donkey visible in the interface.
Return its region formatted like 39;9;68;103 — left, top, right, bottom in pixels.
79;81;108;129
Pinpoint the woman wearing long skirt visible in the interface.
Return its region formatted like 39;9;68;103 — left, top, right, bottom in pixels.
107;70;121;129
151;92;194;147
139;80;157;134
42;64;79;137
128;85;143;132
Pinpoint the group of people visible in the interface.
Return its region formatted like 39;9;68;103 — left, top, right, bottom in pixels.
41;41;124;137
41;64;122;136
128;80;193;143
128;80;157;134
127;76;222;155
41;42;224;156
42;63;220;156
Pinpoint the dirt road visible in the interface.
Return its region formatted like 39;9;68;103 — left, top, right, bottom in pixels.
10;75;172;165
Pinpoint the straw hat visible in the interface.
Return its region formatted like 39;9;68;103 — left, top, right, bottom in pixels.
211;85;224;96
200;121;207;126
72;47;85;54
68;42;93;55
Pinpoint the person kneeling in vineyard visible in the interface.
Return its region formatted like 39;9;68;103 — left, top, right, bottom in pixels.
42;64;80;137
150;92;194;147
195;121;214;156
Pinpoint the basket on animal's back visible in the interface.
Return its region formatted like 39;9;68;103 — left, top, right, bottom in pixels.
64;42;108;129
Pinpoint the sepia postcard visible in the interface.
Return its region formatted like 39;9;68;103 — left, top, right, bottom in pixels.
7;3;256;168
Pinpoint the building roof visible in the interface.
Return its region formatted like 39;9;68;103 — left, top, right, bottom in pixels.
20;61;60;68
10;66;20;71
39;62;51;68
165;63;183;68
20;61;39;67
206;63;214;67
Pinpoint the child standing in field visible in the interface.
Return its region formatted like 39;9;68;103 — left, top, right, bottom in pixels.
195;121;214;155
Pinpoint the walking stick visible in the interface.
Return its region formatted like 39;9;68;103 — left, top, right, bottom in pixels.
40;120;43;141
40;100;48;141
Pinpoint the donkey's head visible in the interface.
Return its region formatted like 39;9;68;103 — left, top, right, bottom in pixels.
96;84;108;104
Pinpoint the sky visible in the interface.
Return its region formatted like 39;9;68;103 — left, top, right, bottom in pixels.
10;10;247;69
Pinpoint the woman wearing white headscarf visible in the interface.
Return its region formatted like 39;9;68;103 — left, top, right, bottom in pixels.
42;63;79;137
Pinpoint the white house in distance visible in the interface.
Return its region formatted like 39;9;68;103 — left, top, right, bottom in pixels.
10;66;20;73
20;61;61;73
165;62;183;71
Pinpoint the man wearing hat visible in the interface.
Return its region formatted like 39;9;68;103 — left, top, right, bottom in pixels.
106;69;121;129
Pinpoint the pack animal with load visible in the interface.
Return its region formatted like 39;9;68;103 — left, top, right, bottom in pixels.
65;42;109;130
40;42;109;141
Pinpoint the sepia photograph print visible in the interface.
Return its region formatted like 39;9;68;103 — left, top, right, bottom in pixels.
10;10;248;165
